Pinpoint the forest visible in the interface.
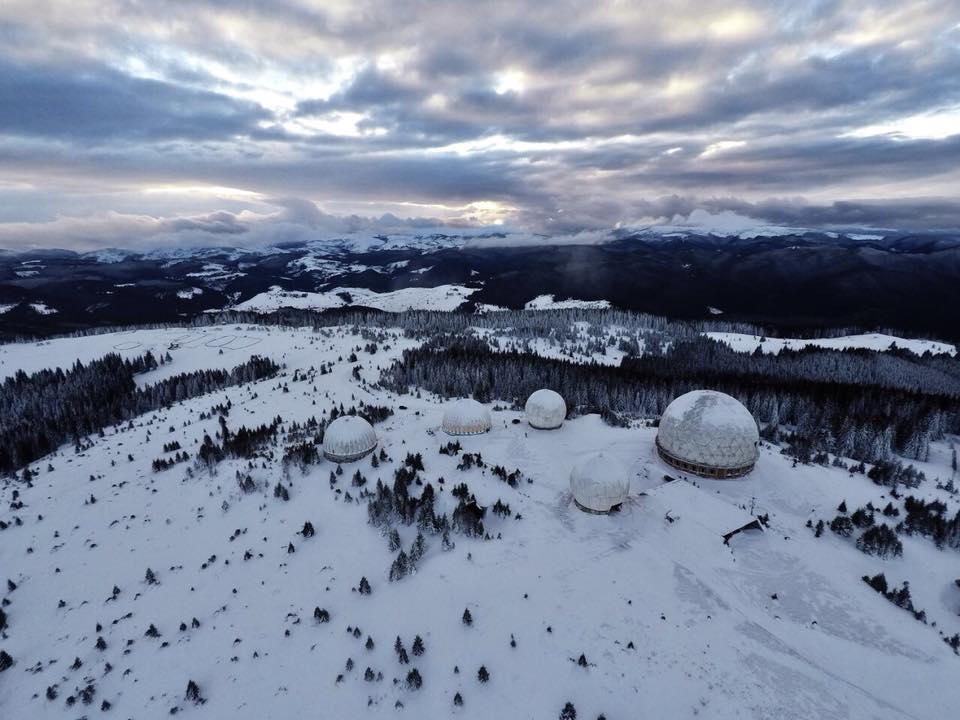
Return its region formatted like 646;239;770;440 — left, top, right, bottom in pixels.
380;334;960;466
0;352;279;474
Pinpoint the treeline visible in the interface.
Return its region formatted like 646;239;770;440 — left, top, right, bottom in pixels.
0;352;279;474
380;335;960;465
25;304;903;350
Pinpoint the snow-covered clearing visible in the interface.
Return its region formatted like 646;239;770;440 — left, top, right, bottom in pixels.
706;332;956;357
525;294;612;311
0;325;959;719
28;303;58;315
233;285;478;313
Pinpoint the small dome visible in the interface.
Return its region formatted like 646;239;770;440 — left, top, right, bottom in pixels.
442;398;491;436
570;452;630;513
525;389;567;429
323;415;377;462
656;390;759;478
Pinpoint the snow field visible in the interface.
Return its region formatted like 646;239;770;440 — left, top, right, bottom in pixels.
0;326;959;718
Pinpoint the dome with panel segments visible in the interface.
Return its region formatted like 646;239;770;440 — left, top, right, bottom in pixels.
570;452;631;513
656;390;759;478
323;415;377;462
525;389;567;429
442;398;492;436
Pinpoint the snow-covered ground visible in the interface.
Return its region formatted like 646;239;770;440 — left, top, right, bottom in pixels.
27;302;58;315
1;325;959;719
706;332;957;357
233;285;478;313
524;294;612;311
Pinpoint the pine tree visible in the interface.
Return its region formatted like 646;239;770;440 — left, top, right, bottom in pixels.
829;515;854;537
462;608;473;626
412;635;425;656
406;668;423;690
389;551;410;582
358;577;372;595
185;679;204;704
477;665;489;683
388;528;402;552
559;702;577;720
409;533;426;564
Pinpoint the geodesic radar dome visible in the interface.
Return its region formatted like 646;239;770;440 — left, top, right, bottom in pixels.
525;389;567;429
656;390;759;478
323;415;377;462
570;452;631;513
442;398;492;436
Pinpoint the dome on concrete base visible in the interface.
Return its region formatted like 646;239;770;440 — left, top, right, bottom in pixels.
570;452;630;513
442;398;492;436
525;389;567;429
656;390;759;478
323;415;377;462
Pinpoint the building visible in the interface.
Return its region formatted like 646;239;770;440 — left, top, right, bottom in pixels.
525;389;567;429
442;398;492;436
569;451;631;514
656;390;759;478
322;415;377;462
641;478;764;544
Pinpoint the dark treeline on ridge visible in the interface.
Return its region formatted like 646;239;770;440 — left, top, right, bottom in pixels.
0;352;280;474
381;335;960;465
13;304;935;348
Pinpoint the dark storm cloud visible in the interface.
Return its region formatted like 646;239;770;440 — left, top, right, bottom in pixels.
712;197;960;230
0;0;959;249
0;58;269;142
297;66;421;115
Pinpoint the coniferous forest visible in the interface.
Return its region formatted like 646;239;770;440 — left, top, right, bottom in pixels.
381;334;960;465
0;352;279;473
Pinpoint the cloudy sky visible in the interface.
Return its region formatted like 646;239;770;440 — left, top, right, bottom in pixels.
2;0;959;250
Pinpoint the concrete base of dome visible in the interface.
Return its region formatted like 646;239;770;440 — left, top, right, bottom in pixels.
573;498;623;515
656;441;754;479
443;428;490;436
323;444;376;463
528;421;562;430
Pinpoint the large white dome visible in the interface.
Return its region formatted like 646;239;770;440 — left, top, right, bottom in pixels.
323;415;377;462
570;452;631;513
442;398;492;436
656;390;759;477
525;389;567;429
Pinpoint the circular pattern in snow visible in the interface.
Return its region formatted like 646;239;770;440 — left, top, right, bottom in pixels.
224;337;263;350
204;335;236;348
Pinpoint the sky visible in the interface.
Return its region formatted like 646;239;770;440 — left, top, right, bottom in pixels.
1;0;959;250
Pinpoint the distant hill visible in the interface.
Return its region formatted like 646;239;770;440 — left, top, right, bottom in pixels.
1;232;958;340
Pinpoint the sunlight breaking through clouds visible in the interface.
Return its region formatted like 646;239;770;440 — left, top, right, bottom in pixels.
0;0;959;248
